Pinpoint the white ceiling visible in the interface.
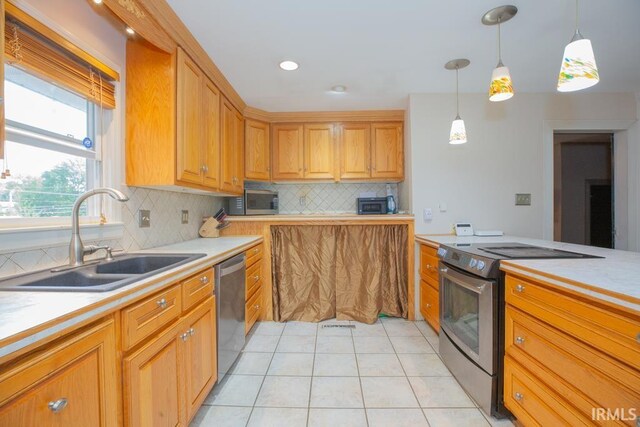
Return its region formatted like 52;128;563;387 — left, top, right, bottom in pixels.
167;0;640;111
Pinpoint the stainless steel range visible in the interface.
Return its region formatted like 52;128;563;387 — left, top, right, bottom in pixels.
436;242;600;418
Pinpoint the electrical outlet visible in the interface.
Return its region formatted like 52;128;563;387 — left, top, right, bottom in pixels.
423;208;433;222
515;193;532;206
299;196;306;207
138;209;150;228
181;210;189;224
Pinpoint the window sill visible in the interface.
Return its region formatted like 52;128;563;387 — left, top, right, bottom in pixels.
0;222;124;254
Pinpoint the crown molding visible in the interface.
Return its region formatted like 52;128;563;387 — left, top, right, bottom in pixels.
244;107;405;124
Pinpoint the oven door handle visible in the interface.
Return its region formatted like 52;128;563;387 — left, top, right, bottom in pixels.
439;266;493;294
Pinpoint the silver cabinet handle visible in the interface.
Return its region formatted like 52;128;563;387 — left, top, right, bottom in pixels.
48;398;68;413
200;276;209;284
515;284;525;293
181;332;189;342
189;327;195;336
253;275;260;282
515;336;525;345
514;392;523;401
157;298;167;309
440;267;448;273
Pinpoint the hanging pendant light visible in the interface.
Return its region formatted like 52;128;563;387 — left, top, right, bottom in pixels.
557;0;599;92
482;5;518;102
445;59;470;145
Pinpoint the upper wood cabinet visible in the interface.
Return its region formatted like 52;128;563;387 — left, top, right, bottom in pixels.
221;97;244;194
304;124;336;180
339;123;372;179
371;122;403;180
245;120;270;181
126;43;233;194
272;124;304;180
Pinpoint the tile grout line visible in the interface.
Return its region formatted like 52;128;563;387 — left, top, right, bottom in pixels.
305;324;319;427
244;326;284;427
351;321;370;427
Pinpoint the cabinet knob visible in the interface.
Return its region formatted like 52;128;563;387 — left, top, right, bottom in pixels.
200;276;209;284
514;392;523;402
189;327;195;336
515;284;525;293
254;248;259;254
440;267;448;273
426;303;431;308
253;275;260;282
255;304;260;310
48;398;68;413
515;336;525;345
157;298;167;309
181;332;189;342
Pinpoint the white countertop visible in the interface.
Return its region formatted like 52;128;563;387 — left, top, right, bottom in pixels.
227;214;414;222
0;236;262;360
416;234;640;313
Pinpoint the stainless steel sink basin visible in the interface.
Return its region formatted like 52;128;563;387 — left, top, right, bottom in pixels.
0;253;206;292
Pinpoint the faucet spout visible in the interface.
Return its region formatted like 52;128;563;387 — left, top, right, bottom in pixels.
69;188;129;267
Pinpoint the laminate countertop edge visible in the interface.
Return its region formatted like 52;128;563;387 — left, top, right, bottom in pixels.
415;234;640;316
0;236;263;363
226;214;415;222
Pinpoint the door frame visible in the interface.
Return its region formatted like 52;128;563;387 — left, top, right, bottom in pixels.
542;119;636;250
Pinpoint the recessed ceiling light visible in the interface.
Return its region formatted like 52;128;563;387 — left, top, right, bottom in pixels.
331;85;347;93
279;60;299;71
93;0;103;4
125;27;135;35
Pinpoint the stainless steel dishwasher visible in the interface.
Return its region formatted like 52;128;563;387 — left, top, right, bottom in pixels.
215;253;246;382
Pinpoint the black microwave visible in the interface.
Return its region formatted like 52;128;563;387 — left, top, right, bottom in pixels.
357;197;387;215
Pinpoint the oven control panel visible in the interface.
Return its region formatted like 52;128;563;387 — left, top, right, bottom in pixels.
438;245;498;278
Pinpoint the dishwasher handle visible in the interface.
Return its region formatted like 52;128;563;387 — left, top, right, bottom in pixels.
219;255;246;276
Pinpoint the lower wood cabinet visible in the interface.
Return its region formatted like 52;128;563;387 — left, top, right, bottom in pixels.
245;243;264;334
124;296;217;427
419;243;440;333
0;318;118;426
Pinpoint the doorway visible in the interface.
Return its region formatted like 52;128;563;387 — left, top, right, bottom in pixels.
553;133;614;248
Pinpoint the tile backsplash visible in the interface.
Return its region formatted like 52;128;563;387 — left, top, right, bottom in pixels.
0;187;223;279
0;182;399;279
245;181;398;214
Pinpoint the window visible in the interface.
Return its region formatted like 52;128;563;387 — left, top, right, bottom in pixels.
0;65;100;218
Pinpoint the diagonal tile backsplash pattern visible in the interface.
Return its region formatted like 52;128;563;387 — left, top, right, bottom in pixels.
245;182;398;214
0;182;398;279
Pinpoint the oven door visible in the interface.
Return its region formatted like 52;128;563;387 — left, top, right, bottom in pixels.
439;263;496;374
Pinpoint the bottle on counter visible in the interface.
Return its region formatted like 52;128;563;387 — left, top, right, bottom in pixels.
386;195;396;214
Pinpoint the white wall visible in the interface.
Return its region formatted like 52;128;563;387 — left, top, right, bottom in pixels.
407;92;638;247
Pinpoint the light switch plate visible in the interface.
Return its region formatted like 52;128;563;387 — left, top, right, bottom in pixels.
423;208;433;222
181;210;189;224
515;193;531;206
138;209;151;228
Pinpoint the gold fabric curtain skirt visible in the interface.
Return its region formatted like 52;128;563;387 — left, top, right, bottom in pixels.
271;225;408;324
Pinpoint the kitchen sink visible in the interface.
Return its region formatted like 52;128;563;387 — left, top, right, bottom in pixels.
0;253;206;292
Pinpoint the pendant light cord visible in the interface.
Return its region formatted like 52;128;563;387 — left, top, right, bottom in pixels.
575;0;579;33
455;67;460;117
497;19;502;65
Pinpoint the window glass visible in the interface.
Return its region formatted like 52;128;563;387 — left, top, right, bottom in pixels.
1;65;98;219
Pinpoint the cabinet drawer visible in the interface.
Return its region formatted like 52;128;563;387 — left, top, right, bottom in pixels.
505;274;640;370
504;356;591;427
421;274;439;291
245;286;262;334
420;279;439;333
122;284;182;350
420;244;438;258
182;269;214;311
246;261;263;300
246;244;263;267
420;247;439;282
506;307;640;422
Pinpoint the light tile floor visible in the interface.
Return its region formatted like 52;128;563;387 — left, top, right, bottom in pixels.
191;318;515;427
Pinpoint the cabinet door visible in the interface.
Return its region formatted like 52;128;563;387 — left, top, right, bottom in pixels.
124;322;185;427
220;98;236;193
184;297;217;422
371;122;403;180
202;79;221;189
233;109;245;193
176;50;204;185
340;123;371;179
272;124;304;180
245;120;270;181
0;319;118;427
304;124;336;180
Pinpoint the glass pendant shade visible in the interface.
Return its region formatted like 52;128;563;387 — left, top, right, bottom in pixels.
557;35;599;92
489;64;514;102
449;116;467;145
